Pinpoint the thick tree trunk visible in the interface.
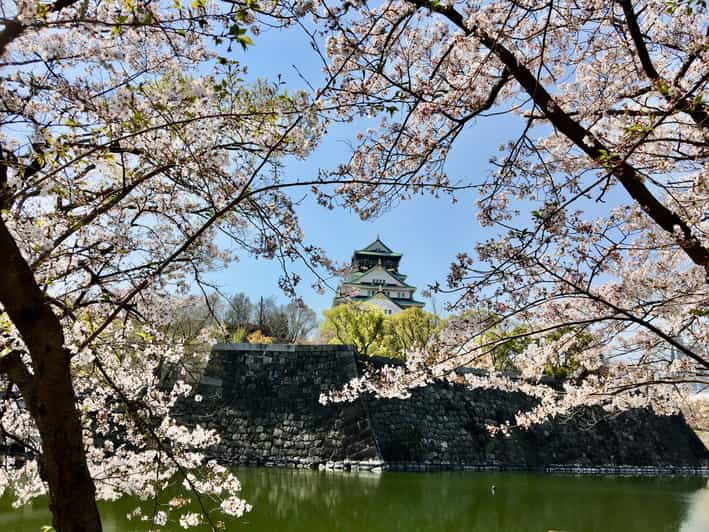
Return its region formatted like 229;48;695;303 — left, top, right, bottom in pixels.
0;219;102;532
32;350;103;532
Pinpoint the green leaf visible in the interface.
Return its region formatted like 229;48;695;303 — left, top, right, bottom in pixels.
237;34;253;50
137;330;154;342
228;24;245;37
79;0;90;17
689;307;709;317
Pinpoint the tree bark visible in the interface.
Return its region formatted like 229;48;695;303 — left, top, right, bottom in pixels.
0;218;102;532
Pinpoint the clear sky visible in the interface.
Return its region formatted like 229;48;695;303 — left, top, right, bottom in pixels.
205;21;523;319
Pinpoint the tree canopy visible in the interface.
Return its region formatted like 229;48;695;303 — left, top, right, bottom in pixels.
382;307;442;356
313;0;708;429
321;302;387;355
0;0;708;530
322;302;441;358
224;293;318;343
0;0;326;529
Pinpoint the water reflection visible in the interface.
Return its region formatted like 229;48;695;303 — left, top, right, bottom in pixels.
240;469;381;521
235;469;706;532
680;487;709;532
0;469;706;532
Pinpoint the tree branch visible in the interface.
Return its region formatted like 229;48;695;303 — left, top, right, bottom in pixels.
0;0;80;58
617;0;709;129
409;0;709;279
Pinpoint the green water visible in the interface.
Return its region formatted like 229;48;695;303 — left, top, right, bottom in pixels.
1;469;708;531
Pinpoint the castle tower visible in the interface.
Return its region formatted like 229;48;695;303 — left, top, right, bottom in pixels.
333;237;425;314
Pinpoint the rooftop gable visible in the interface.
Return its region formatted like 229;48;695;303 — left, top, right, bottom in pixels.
355;236;401;256
346;265;408;287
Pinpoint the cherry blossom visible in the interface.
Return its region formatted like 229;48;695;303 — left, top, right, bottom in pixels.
0;1;332;530
313;0;707;429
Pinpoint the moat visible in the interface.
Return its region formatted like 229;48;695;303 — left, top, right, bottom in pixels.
2;469;707;531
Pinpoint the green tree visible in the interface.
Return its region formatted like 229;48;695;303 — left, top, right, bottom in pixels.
485;325;530;372
541;327;594;379
383;308;441;358
447;310;594;376
442;309;530;372
321;302;386;355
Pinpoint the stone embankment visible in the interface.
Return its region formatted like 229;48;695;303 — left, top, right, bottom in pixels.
175;343;709;475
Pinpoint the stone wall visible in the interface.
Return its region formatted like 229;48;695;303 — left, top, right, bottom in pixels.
181;344;382;469
177;343;709;473
368;383;707;469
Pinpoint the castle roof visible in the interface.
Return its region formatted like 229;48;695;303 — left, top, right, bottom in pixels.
338;291;425;310
353;236;402;258
344;264;415;288
334;237;424;313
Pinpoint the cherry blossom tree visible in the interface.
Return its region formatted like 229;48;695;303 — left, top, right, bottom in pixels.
0;0;338;530
2;0;706;528
313;0;708;424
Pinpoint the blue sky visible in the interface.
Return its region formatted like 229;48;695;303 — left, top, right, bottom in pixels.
205;22;523;318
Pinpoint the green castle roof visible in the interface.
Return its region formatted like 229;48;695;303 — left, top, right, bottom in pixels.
354;237;402;257
343;265;415;288
333;293;425;309
335;237;424;311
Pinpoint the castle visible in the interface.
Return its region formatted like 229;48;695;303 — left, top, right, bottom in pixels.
333;237;424;314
